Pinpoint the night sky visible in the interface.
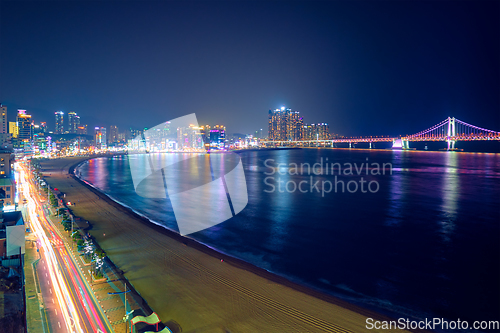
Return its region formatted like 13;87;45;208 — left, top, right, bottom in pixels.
1;1;498;137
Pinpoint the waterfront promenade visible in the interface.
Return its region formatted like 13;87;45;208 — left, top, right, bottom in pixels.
37;156;409;333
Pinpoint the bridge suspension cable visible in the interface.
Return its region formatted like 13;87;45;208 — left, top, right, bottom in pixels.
406;118;449;139
407;117;500;139
454;118;500;137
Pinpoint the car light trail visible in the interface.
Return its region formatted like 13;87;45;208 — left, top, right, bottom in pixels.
19;164;84;333
19;161;114;333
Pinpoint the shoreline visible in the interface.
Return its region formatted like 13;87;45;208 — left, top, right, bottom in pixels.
39;155;413;332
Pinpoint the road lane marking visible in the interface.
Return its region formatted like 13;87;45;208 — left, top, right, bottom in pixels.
52;299;54;303
26;169;111;333
47;281;50;285
50;289;52;294
55;309;57;315
58;322;61;328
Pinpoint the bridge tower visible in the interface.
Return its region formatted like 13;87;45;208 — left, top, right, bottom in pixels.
447;117;456;150
392;138;410;149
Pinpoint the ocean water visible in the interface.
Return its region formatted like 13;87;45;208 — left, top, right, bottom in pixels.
77;149;500;327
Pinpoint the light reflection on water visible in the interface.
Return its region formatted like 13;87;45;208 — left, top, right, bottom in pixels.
385;152;409;226
440;153;458;243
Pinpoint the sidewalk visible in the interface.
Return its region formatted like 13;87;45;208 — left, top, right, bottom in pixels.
24;236;47;333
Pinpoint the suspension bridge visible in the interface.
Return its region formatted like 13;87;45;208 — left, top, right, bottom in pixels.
264;117;500;150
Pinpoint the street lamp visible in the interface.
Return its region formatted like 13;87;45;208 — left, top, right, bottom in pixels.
71;230;78;251
70;214;75;250
108;283;133;333
83;240;94;283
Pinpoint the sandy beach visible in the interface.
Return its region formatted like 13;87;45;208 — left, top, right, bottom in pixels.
37;156;409;333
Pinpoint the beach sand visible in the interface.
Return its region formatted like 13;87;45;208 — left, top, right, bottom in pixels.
38;156;408;333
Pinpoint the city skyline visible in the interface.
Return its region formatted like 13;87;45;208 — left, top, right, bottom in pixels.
1;102;498;144
0;102;253;155
1;1;498;137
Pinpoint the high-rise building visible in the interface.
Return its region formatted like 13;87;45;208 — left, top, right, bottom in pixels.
9;122;18;138
0;150;16;206
17;110;33;141
303;123;330;140
268;106;303;141
209;125;226;148
33;122;47;135
268;107;286;140
94;127;107;149
75;115;80;132
68;112;80;134
199;125;211;145
287;111;304;141
76;125;88;135
303;124;314;141
189;125;204;149
128;128;143;141
33;124;43;135
316;123;329;140
175;124;204;150
55;111;64;134
109;125;119;143
0;104;7;134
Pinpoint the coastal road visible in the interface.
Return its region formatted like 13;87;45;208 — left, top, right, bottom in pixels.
36;253;67;333
20;161;114;333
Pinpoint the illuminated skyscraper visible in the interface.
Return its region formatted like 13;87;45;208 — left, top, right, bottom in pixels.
33;124;43;135
17;110;33;141
109;125;119;143
303;124;314;140
128;128;142;141
199;125;211;145
68;112;80;133
0;104;7;134
209;125;226;148
287;111;304;141
176;124;204;150
55;111;64;134
303;123;330;140
9;122;18;138
268;106;303;141
76;125;87;135
268;107;286;140
316;123;329;140
94;127;107;149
